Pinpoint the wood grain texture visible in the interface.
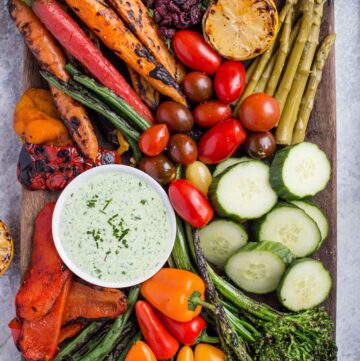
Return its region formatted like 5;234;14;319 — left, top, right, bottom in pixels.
20;1;337;321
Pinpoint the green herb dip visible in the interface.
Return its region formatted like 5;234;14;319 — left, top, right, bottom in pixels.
60;172;171;283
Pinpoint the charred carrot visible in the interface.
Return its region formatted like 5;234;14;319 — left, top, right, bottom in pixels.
9;0;99;160
109;0;185;82
28;0;155;123
63;0;186;105
128;67;160;111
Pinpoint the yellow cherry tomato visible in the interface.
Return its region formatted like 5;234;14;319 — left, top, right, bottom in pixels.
194;344;225;361
177;346;194;361
125;341;157;361
185;161;212;196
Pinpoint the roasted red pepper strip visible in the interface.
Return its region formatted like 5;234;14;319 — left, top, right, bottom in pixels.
156;312;219;346
135;301;179;360
8;318;21;346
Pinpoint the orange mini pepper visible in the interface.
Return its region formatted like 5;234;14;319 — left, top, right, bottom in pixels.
125;341;157;361
194;344;225;361
140;268;206;322
177;346;195;361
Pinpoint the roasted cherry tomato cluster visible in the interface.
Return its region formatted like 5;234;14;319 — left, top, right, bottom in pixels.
137;30;281;228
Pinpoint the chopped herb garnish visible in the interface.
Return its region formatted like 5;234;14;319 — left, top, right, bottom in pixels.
104;250;111;261
140;199;147;205
107;214;119;225
86;194;99;208
102;199;112;211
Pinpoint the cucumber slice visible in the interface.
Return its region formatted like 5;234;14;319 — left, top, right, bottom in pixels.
278;258;332;311
213;157;250;177
270;142;331;200
253;203;321;257
290;200;328;249
209;160;277;221
225;241;294;294
199;219;248;268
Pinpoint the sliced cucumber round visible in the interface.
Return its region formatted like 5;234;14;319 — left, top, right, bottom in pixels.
199;219;248;269
290;200;328;249
225;241;294;294
253;203;321;257
270;142;331;200
278;258;332;311
213;157;250;178
209;160;277;221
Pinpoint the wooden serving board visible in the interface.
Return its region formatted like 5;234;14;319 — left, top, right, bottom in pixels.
19;1;337;323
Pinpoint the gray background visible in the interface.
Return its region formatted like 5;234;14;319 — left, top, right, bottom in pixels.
0;0;359;359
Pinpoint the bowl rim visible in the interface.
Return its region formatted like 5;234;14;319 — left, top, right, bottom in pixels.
52;164;176;288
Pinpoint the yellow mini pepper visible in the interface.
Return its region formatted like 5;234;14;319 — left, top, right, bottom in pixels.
177;346;194;361
140;268;206;322
194;344;225;361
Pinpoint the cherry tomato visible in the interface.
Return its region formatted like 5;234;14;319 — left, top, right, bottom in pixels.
167;134;198;165
125;341;156;361
140;154;176;185
198;118;247;164
244;131;276;159
172;30;222;74
214;61;246;103
193;101;232;128
238;93;280;131
185;161;212;196
156;101;194;133
138;124;169;156
182;72;213;103
168;179;214;228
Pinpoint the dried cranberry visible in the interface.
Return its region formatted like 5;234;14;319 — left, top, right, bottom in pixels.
190;5;202;24
159;27;176;38
183;0;198;11
179;12;191;28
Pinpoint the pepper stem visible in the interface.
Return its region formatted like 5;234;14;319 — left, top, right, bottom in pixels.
188;292;216;312
197;329;220;344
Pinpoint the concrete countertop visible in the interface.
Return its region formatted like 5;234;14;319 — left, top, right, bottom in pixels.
0;0;359;359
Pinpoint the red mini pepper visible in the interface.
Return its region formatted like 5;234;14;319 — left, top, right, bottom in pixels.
135;301;179;360
8;318;21;345
156;312;219;346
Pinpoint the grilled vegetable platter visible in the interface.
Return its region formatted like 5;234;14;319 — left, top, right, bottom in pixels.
4;0;337;360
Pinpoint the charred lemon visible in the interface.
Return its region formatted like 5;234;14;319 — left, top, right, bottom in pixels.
0;220;14;276
203;0;279;60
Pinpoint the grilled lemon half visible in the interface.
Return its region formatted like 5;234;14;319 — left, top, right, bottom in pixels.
0;220;14;276
203;0;279;61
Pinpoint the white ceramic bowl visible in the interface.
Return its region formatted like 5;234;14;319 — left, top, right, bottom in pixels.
52;164;176;288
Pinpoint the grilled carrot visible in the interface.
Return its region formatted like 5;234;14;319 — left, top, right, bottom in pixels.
109;0;185;82
63;0;186;105
9;0;99;160
128;66;160;111
18;276;72;361
30;0;155;122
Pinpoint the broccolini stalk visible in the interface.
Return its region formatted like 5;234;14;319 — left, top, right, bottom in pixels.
292;33;336;143
192;229;253;361
276;0;325;144
274;0;315;114
234;0;299;115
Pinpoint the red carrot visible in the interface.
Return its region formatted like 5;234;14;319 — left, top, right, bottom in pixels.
31;0;154;124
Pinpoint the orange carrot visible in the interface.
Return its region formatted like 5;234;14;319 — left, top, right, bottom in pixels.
109;0;185;82
9;0;99;160
64;0;186;105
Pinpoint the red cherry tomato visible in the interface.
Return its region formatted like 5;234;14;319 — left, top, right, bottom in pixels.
198;118;247;164
138;124;169;156
172;30;222;74
193;101;232;128
168;179;214;228
214;61;246;103
238;93;280;131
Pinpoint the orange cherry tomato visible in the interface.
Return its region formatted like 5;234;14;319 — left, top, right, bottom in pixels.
125;341;157;361
139;124;169;156
193;101;232;128
238;93;280;131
